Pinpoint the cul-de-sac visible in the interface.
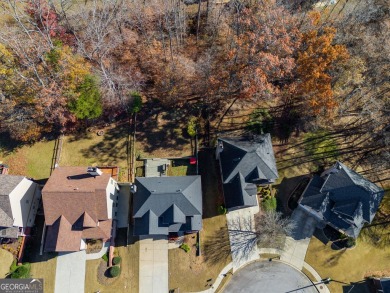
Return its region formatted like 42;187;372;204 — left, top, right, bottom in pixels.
0;0;389;293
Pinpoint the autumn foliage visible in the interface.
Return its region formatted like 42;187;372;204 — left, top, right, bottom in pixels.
0;0;349;142
297;13;349;115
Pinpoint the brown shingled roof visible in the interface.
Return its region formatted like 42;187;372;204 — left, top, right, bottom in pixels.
45;216;82;252
42;167;113;252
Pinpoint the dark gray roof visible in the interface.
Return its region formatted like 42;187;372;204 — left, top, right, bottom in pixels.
380;278;390;293
300;162;384;238
218;134;278;209
133;176;202;236
0;175;24;227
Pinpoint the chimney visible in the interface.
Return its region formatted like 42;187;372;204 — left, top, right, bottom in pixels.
87;167;103;177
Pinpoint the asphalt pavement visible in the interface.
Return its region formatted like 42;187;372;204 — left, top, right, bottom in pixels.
223;261;318;293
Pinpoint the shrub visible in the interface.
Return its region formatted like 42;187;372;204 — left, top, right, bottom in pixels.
112;256;121;265
110;265;121;278
262;197;277;211
180;244;190;253
218;205;227;215
101;253;108;262
9;259;18;273
347;237;356;248
11;263;31;279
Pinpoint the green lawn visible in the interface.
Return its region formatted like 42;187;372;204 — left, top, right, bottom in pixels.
0;249;13;278
0;138;55;179
167;158;197;176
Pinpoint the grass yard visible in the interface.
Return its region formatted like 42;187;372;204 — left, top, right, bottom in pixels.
0;248;13;278
29;258;57;293
305;235;390;293
85;229;139;293
0;137;55;179
169;215;231;292
167;158;197;176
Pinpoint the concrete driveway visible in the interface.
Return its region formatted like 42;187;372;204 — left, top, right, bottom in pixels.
139;236;168;293
55;250;86;293
223;261;318;293
281;207;318;269
226;207;260;271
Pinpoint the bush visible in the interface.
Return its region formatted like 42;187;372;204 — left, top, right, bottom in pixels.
112;256;121;265
180;243;190;253
9;259;18;273
262;197;277;211
347;237;356;248
109;265;121;278
11;263;31;279
101;253;108;262
218;205;227;215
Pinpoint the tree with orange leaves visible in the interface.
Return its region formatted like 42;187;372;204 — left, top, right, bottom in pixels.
297;12;349;116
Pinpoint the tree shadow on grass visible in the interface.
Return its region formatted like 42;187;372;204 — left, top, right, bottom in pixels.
0;133;27;155
80;124;129;165
203;226;232;266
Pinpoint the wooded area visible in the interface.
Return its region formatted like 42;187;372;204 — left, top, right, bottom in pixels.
0;0;388;176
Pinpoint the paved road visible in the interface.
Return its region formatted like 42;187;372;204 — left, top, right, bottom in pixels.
226;207;260;271
55;251;86;293
139;236;168;293
223;261;318;293
281;207;318;270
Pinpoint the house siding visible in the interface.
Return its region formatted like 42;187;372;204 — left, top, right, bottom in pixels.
8;178;37;228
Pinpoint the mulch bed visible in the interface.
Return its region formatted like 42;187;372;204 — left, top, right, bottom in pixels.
97;261;117;285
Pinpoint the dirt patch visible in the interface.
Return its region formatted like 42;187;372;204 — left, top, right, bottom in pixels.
97;261;117;285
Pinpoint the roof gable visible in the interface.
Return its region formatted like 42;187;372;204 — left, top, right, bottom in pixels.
300;162;385;238
133;176;202;235
42;167;110;226
219;134;278;184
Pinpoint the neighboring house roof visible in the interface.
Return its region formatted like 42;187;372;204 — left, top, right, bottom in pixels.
0;227;18;238
218;134;278;209
0;175;25;227
133;176;202;236
300;162;385;238
42;167;112;252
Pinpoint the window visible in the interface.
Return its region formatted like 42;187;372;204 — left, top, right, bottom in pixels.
26;200;29;204
116;196;119;200
111;179;114;185
115;212;117;216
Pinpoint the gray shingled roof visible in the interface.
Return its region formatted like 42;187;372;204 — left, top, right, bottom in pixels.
0;175;25;227
133;176;202;236
0;226;18;238
300;162;384;238
218;134;278;209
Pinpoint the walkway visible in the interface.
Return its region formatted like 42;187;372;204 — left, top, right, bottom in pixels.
280;207;318;269
54;251;86;293
139;236;168;293
226;207;260;271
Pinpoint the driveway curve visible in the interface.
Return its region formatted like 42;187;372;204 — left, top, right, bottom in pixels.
223;261;317;293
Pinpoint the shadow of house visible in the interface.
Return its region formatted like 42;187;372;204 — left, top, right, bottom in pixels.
274;175;311;215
